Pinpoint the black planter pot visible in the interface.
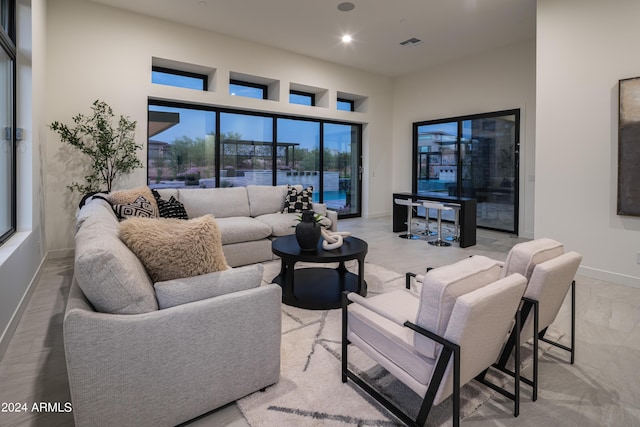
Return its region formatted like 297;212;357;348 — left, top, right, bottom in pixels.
295;210;321;252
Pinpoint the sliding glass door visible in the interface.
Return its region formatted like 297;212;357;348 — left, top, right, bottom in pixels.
323;123;360;216
413;110;519;234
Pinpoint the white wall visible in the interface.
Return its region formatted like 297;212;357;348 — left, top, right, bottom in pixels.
43;0;640;287
537;0;640;287
45;0;393;252
0;0;47;359
392;41;537;237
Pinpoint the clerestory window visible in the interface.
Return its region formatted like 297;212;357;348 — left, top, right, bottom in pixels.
151;66;208;91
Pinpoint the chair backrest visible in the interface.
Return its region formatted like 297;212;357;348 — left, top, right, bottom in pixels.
520;251;582;343
434;272;527;405
415;255;503;359
502;238;564;280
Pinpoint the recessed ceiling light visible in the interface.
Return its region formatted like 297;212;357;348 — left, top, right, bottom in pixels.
337;2;355;12
341;35;353;43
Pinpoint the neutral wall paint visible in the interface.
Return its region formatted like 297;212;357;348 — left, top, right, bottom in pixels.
45;0;394;252
537;0;640;287
0;0;47;359
392;41;537;238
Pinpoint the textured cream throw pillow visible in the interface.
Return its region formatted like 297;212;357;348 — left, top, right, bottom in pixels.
119;215;228;283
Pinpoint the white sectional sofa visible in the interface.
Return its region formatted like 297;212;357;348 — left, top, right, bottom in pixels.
156;184;337;266
63;184;337;426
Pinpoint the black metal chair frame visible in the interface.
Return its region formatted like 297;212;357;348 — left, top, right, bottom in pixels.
341;291;521;427
494;280;576;401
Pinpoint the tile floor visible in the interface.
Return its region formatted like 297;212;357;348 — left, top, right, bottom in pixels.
0;216;639;426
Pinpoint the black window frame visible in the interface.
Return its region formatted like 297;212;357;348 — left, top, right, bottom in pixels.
412;108;520;234
147;99;363;219
151;66;208;91
0;0;16;246
229;79;268;100
337;98;355;112
289;90;315;106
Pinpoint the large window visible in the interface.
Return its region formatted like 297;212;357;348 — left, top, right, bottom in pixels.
413;110;519;233
220;112;273;186
276;118;320;201
0;0;15;246
148;101;362;218
148;104;216;187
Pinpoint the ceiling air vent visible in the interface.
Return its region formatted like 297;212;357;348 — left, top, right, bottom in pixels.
400;37;423;47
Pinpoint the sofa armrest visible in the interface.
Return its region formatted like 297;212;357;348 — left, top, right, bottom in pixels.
153;264;263;309
312;202;338;232
64;280;282;427
326;209;338;231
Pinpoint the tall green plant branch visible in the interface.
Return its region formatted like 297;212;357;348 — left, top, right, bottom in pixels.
50;100;143;193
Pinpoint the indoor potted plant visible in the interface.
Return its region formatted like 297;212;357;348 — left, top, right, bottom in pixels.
50;100;143;195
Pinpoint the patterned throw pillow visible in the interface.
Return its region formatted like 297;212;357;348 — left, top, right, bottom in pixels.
112;195;159;220
283;185;314;213
107;186;159;213
152;190;189;220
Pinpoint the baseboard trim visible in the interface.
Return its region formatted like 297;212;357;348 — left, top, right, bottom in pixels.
0;252;48;362
364;210;391;219
578;265;640;289
48;248;74;260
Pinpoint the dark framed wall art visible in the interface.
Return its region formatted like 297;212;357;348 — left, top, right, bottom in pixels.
618;76;640;216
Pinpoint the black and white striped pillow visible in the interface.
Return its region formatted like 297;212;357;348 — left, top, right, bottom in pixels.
152;190;189;220
158;196;189;219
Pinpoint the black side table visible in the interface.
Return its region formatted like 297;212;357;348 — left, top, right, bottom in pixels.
271;235;368;310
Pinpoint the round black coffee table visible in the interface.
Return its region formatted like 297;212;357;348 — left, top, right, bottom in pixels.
271;235;368;310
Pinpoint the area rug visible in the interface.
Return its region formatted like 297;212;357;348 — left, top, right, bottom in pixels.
237;261;559;427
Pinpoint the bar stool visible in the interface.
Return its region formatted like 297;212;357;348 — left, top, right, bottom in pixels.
394;198;422;240
420;205;437;237
422;201;453;247
444;202;461;242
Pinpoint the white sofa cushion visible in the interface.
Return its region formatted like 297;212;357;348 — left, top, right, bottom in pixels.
154;264;264;309
502;238;564;280
414;255;503;358
214;216;273;244
254;212;332;237
254;213;296;237
74;219;158;314
155;188;179;200
246;185;288;217
178;187;250;218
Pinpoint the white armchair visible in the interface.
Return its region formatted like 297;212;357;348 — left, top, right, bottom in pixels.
493;238;582;401
341;255;527;427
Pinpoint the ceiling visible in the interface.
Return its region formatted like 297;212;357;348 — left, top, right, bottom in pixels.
88;0;536;77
